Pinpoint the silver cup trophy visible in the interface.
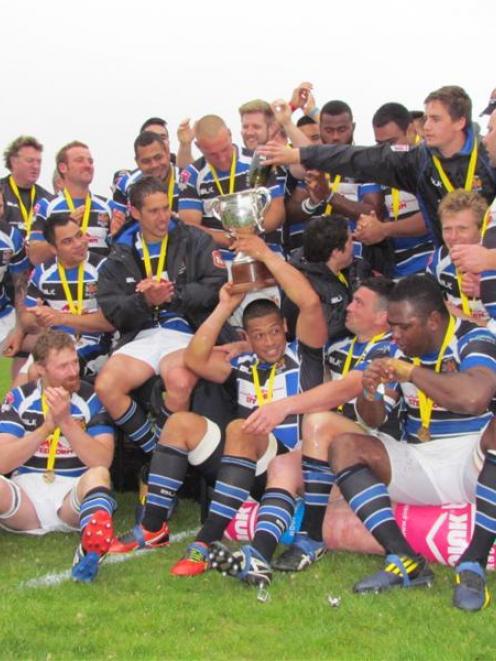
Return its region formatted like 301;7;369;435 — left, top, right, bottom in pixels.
209;187;275;293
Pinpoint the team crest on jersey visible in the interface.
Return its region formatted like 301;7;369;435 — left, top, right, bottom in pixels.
472;176;483;191
441;358;458;373
85;282;97;297
0;249;13;265
1;391;14;412
97;213;109;227
178;169;191;191
212;250;226;269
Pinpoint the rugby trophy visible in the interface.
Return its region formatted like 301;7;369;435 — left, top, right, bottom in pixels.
209;187;276;293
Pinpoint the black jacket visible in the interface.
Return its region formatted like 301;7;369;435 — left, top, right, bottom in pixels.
282;248;369;344
97;220;227;347
300;130;496;247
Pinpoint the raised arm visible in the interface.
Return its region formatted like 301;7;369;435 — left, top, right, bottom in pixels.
230;234;328;348
184;283;244;383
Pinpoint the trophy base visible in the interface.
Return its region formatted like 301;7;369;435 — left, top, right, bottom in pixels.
231;260;276;294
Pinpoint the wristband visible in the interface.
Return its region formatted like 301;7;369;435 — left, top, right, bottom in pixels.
386;358;415;381
301;197;323;215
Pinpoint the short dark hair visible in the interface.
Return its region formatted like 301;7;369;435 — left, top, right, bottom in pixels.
373;103;412;133
303;215;349;262
389;275;448;320
360;276;395;311
410;110;425;121
321;100;353;120
424;85;472;127
242;299;283;328
140;117;167;133
129;175;168;210
33;330;76;364
134;130;166;157
296;115;318;128
43;214;78;245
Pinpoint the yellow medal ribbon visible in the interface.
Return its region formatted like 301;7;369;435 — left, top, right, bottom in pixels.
167;168;175;208
251;360;277;407
141;234;168;282
481;208;491;239
338;332;386;411
209;150;236;196
431;140;478;193
412;315;456;441
41;391;62;478
455;269;472;317
337;271;348;287
58;261;85;315
324;174;342;215
391;188;401;221
9;175;35;237
63;188;92;234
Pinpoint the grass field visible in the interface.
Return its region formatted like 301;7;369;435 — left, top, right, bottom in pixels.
1;360;495;660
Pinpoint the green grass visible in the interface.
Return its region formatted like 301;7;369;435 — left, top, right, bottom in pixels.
1;360;495;659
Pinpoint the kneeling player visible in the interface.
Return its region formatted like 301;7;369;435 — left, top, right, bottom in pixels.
0;330;116;583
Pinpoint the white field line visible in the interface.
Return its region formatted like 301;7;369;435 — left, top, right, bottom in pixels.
19;527;198;590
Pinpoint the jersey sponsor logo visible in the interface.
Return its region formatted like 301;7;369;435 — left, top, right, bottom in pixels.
23;417;38;428
212;250;226;269
390;144;410;152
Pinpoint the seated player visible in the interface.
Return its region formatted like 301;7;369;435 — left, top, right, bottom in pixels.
109;234;327;583
20;214;114;378
209;277;394;586
0;330;116;583
329;275;496;612
95;176;226;456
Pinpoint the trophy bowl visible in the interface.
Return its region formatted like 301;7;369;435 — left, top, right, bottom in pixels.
209;187;276;293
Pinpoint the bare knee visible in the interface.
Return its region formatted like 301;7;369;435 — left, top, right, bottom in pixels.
266;452;302;495
160;412;207;450
78;466;111;496
225;419;265;459
95;363;122;403
329;432;390;484
163;366;197;396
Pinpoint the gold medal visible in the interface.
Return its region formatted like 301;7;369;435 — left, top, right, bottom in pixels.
417;425;431;442
43;470;56;484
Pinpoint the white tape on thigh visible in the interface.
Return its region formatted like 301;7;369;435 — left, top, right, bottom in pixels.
188;418;222;466
69;482;81;514
0;475;22;519
255;434;278;476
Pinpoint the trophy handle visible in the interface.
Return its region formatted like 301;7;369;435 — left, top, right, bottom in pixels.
254;187;272;231
206;196;222;220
